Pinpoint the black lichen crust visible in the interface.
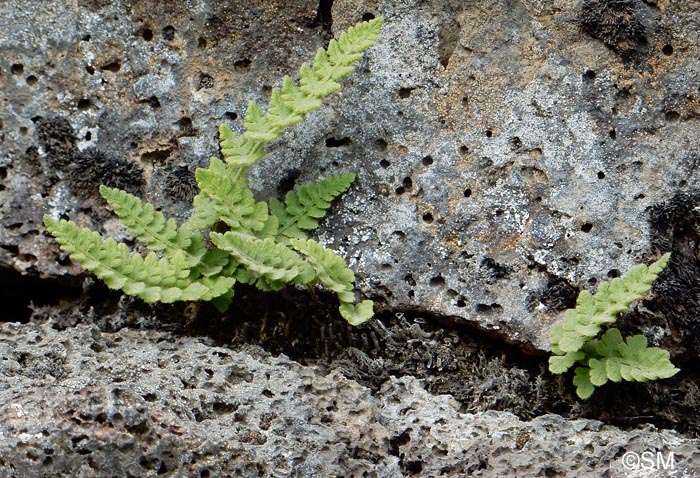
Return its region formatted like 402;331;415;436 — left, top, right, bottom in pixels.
68;148;145;196
164;165;198;202
34;116;77;170
579;0;650;56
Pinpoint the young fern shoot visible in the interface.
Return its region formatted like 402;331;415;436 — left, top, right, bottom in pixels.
44;18;383;326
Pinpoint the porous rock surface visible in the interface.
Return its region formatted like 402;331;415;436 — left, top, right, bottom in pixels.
1;321;698;477
1;0;700;351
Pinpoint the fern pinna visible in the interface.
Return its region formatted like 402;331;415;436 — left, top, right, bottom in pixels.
44;18;383;326
548;253;679;399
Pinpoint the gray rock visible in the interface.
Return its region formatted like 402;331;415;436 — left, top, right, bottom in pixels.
1;321;698;477
2;0;700;352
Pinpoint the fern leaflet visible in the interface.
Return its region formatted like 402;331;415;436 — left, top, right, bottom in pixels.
271;173;356;240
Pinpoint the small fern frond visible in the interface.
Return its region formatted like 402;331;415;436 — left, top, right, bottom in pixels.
586;329;679;384
273;173;356;239
548;253;677;399
243;101;281;143
290;237;355;302
98;186;202;266
219;125;266;168
339;300;375;326
290;237;374;324
43;216;233;303
194;157;268;232
210;231;315;286
219;17;383;171
550;253;670;354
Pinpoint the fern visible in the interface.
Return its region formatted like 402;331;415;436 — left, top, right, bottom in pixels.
44;217;234;303
270;173;356;241
548;253;679;399
43;18;382;324
290;238;373;325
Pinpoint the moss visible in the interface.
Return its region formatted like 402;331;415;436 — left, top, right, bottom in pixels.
68;148;145;196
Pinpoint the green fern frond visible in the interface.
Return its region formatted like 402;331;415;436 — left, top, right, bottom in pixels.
548;253;677;399
272;173;356;240
586;329;679;384
290;237;374;325
43;18;382;324
339;299;375;326
219;17;384;170
98;186;203;266
210;231;315;287
243;101;281;143
43;216;234;303
193;157;268;232
550;253;670;354
219;125;266;168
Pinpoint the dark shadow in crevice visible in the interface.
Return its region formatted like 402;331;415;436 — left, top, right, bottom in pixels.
0;267;82;323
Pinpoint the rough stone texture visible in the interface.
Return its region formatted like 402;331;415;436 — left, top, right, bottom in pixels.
2;0;700;352
1;321;698;477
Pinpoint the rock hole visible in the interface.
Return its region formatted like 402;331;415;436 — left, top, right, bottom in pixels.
224;111;238;120
421;155;433;166
11;64;23;75
362;12;376;21
379;159;390;169
140;28;154;41
177;116;197;136
509;137;522;150
395;186;405;195
463;188;472;198
662;44;673;56
429;275;445;286
583;69;596;81
198;73;214;89
398;87;414;98
77;99;92;111
81;34;91;42
607;269;621;278
597;171;605;179
144;96;160;109
26;75;38;86
84;131;91;141
234;59;252;72
197;37;208;49
100;60;121;72
581;223;593;233
485;129;493;138
404;274;416;286
495;209;504;217
325;137;351;148
85;65;95;75
609;129;616;139
456;298;466;307
459;145;468;154
162;25;175;41
422;212;434;223
402;177;412;189
375;138;388;151
665;111;680;121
